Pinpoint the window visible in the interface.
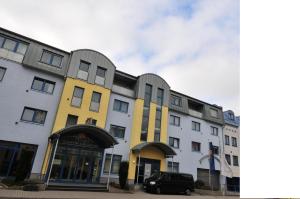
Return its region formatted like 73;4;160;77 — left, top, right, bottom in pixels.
169;137;180;148
211;126;218;136
21;107;47;124
113;99;129;113
90;91;101;112
40;50;63;68
225;135;230;145
95;66;106;85
85;118;97;125
110;125;126;139
225;154;231;165
233;155;239;166
232;137;238;147
144;84;152;107
31;77;55;94
65;114;78;127
0;35;28;55
103;154;122;174
77;60;90;80
229;113;235;120
0;67;6;81
171;95;182;107
155;88;163;141
170;115;180;126
157;88;164;106
168;162;179;173
192;121;201;131
71;87;84;107
192;141;201;152
213;146;219;155
210;108;218;118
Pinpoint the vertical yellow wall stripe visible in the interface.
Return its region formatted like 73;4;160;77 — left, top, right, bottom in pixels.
160;106;169;144
147;102;156;142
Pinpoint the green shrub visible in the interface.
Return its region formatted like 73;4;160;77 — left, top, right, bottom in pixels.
118;161;129;189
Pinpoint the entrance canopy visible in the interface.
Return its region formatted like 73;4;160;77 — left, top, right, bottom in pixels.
132;142;176;156
49;124;118;148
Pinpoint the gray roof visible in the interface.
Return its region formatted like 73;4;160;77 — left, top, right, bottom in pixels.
50;124;118;148
131;142;176;156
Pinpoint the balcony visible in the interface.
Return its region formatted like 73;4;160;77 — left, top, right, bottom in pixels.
112;84;135;97
188;109;203;118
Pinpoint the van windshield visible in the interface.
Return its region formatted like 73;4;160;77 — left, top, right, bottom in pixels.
150;172;161;179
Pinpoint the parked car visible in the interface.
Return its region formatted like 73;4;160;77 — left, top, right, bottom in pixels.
143;171;194;195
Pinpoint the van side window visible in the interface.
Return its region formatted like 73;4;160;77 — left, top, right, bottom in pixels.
162;173;170;181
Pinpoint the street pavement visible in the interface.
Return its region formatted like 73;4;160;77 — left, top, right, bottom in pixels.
0;189;239;199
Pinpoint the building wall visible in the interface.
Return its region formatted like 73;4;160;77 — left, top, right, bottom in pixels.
0;58;64;176
167;110;223;180
223;124;240;177
102;93;135;178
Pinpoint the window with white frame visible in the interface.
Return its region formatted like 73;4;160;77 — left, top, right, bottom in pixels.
211;126;218;136
169;137;180;148
192;141;201;152
77;60;90;80
21;107;47;124
90;91;101;112
192;121;201;131
71;86;84;107
167;162;179;173
0;35;28;55
232;137;238;147
40;50;63;68
95;66;106;85
170;115;180;126
103;154;122;174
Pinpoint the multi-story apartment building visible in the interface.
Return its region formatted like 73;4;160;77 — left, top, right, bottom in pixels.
223;110;240;193
0;27;227;190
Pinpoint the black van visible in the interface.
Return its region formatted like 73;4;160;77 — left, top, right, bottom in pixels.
143;171;194;195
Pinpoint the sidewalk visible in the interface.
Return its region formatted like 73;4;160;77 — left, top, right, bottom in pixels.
0;189;239;199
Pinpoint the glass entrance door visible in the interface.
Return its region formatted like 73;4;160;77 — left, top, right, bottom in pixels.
49;133;104;184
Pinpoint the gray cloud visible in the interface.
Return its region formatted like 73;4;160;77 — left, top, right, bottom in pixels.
0;0;239;114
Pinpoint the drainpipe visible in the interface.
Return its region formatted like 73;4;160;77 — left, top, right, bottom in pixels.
46;136;59;186
107;146;114;190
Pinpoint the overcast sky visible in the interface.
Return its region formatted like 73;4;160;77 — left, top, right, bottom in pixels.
0;0;240;114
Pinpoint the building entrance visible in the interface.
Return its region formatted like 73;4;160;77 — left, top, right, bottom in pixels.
49;133;104;184
135;157;160;184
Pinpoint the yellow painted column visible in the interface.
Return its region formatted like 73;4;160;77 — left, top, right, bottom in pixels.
160;106;169;144
147;103;156;142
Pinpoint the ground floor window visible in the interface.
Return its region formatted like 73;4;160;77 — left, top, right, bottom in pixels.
0;140;37;180
167;161;179;173
103;154;122;175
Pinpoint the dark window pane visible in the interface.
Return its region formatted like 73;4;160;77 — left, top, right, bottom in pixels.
33;110;46;124
79;61;90;72
96;67;106;77
66;114;78;127
91;92;101;103
0;67;6;81
0;36;4;47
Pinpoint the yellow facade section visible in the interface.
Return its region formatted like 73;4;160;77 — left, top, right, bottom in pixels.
52;77;111;132
146;103;156;142
129;99;144;148
41;77;111;175
160;106;169;144
128;147;167;180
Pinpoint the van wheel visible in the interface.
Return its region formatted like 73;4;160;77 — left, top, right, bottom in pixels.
185;188;191;196
156;187;161;194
